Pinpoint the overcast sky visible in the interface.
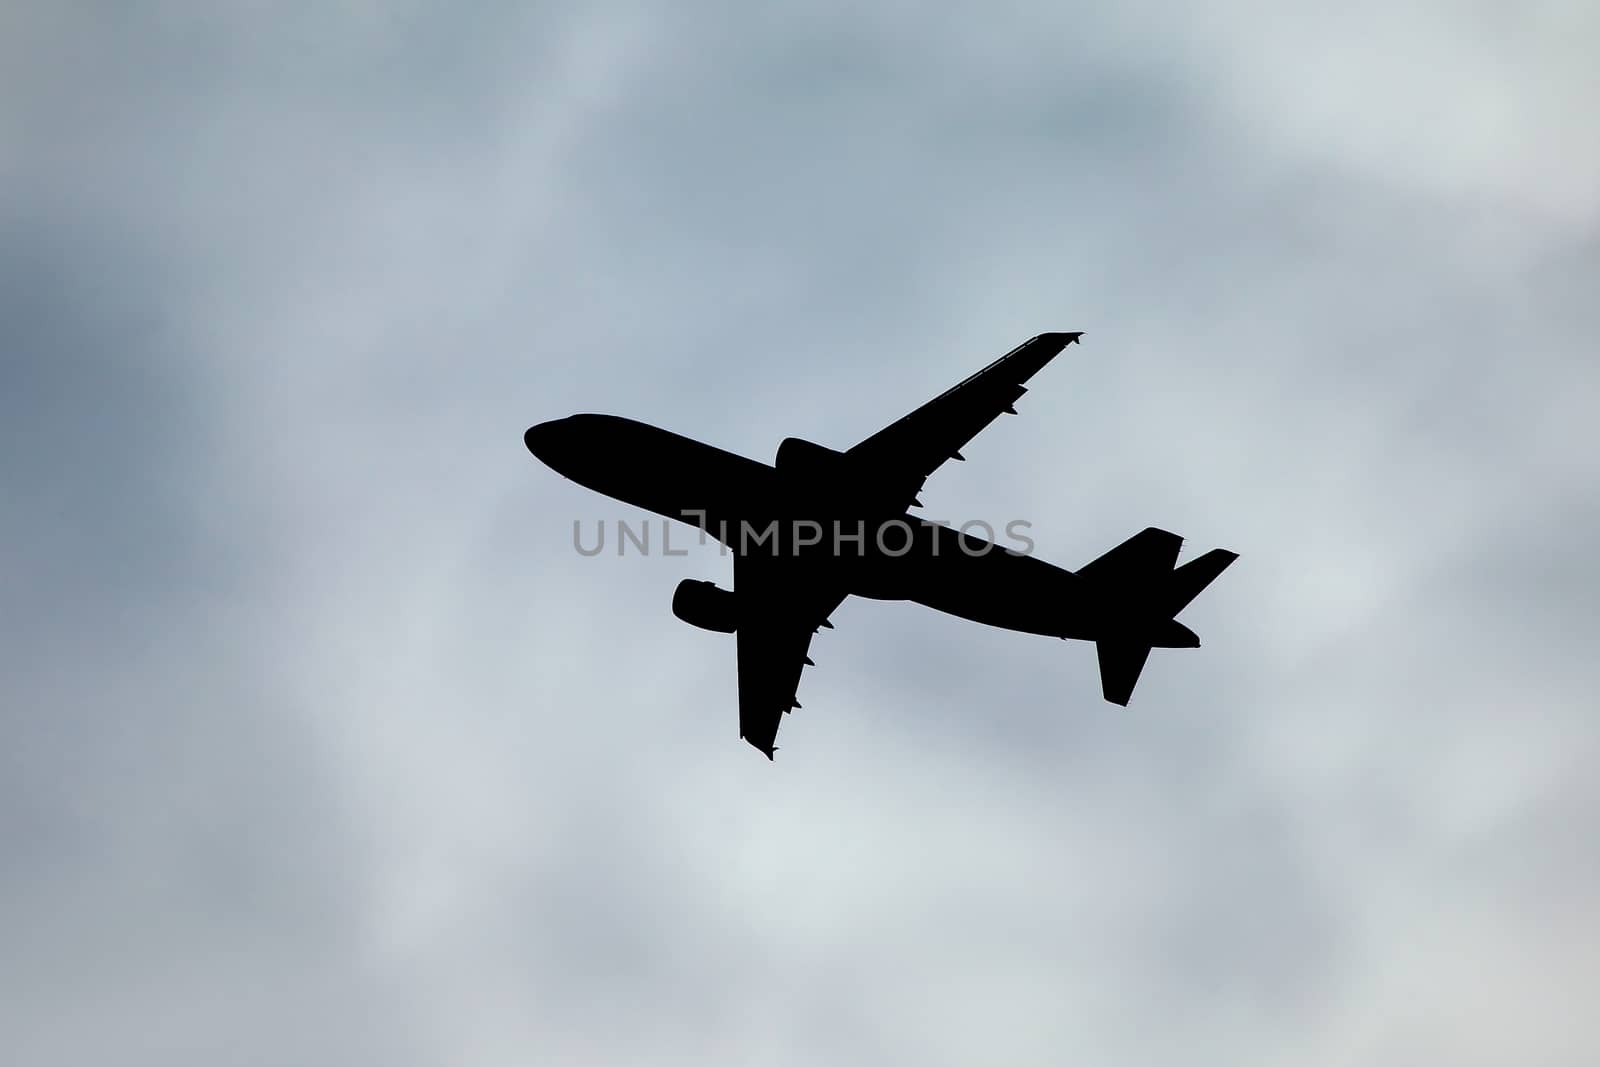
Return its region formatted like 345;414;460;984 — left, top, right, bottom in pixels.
3;3;1597;1065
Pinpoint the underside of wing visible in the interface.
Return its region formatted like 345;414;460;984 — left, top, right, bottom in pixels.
845;332;1080;509
734;554;847;759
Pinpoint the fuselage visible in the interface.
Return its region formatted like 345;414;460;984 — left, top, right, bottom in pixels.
526;414;1204;646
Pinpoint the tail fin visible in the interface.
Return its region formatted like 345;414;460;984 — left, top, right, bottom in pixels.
1080;530;1238;707
1166;549;1239;615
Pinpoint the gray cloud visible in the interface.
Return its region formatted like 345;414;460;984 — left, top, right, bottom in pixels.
3;2;1596;1065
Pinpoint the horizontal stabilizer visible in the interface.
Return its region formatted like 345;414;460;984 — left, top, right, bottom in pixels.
1097;640;1152;706
1079;527;1183;584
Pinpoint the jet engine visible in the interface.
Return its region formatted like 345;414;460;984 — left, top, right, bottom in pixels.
775;437;847;478
776;436;920;507
671;579;738;633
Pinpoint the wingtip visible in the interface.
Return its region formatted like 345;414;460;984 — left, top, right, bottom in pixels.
1026;331;1082;349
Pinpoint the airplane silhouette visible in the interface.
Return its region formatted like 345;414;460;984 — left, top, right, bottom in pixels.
525;333;1237;759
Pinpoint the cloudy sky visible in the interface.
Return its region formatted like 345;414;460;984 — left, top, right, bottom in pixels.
4;3;1597;1064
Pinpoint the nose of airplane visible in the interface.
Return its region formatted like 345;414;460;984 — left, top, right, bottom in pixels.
523;419;565;463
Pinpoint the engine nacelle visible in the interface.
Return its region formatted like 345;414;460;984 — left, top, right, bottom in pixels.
775;436;848;478
671;579;738;633
776;436;921;507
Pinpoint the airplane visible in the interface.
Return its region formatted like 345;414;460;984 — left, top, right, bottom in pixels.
524;333;1237;759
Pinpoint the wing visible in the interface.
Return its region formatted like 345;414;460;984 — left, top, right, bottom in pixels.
734;553;848;759
846;332;1081;509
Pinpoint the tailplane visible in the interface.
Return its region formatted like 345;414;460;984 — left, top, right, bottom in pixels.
1079;528;1237;706
1097;641;1153;706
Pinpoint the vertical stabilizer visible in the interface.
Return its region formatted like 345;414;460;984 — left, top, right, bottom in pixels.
1166;549;1239;615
